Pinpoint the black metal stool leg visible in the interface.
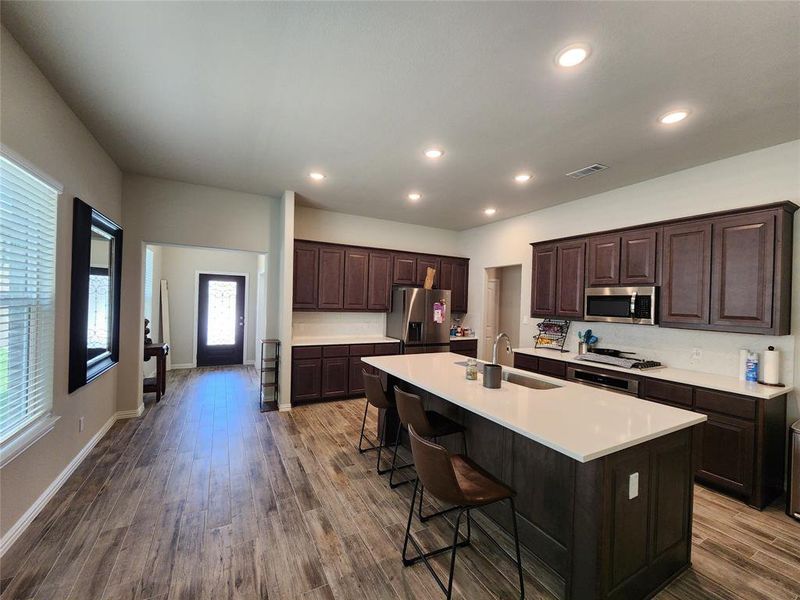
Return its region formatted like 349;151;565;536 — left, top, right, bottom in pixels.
445;509;467;600
357;397;371;453
462;430;468;456
509;497;525;599
418;482;462;522
376;415;390;474
388;422;415;488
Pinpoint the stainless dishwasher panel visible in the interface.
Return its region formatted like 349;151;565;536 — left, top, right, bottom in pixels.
790;420;800;521
566;366;639;396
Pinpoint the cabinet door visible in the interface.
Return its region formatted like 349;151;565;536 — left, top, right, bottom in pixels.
620;228;658;285
555;241;585;318
710;212;775;330
343;248;369;310
530;245;557;317
393;254;417;285
661;221;712;326
321;357;348;399
416;256;440;287
348;356;371;396
317;246;345;309
291;358;321;403
587;235;620;286
367;251;392;311
293;242;319;309
441;258;469;313
695;411;755;499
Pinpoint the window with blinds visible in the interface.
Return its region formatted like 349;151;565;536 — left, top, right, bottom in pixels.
0;155;59;447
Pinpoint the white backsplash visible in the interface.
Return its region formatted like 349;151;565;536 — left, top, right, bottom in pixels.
292;311;387;338
531;320;795;385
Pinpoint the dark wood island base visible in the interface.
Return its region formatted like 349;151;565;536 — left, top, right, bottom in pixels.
381;376;701;600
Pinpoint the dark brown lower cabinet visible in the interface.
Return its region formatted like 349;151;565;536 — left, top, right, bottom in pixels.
449;338;478;358
512;352;786;509
292;342;399;405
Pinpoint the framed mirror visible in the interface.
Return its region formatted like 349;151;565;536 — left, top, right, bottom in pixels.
68;197;123;392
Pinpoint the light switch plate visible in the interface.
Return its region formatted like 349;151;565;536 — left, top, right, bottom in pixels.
629;472;639;499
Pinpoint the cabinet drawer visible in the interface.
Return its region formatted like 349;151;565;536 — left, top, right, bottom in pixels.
373;342;400;355
293;346;322;359
642;379;693;407
322;345;349;357
538;357;567;379
513;353;539;373
695;389;756;421
450;339;478;352
349;344;375;357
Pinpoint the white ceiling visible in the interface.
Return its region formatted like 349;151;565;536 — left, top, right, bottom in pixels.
2;2;799;230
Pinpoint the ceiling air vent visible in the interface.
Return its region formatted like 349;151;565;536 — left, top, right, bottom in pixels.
565;163;608;179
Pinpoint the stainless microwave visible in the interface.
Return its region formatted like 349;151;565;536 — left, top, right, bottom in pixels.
584;286;658;325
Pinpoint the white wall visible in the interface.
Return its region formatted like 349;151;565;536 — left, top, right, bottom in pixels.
142;244;163;378
0;28;122;539
157;245;262;367
497;265;522;365
118;175;282;414
458;140;800;421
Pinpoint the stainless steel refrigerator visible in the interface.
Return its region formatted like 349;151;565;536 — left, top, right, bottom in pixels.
386;287;451;353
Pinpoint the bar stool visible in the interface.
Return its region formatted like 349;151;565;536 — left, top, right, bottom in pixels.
390;388;466;509
357;370;415;477
402;424;525;600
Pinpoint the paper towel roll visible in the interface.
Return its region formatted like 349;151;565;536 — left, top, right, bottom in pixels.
762;347;780;385
739;349;749;381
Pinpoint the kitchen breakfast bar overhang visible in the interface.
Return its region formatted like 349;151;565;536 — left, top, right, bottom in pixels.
362;352;707;600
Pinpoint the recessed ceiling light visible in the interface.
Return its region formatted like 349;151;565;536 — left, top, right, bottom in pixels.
484;208;497;216
514;173;533;183
556;44;591;68
309;172;326;180
659;110;690;125
424;148;444;159
407;192;422;201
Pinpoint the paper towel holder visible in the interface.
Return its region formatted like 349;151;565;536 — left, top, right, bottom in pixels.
758;346;785;387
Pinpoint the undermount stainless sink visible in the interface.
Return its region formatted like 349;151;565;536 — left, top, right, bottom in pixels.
453;361;561;390
503;371;561;390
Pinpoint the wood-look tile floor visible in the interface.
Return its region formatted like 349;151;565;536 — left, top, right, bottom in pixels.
2;366;799;600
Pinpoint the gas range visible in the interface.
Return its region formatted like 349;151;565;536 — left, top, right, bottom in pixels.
574;350;664;371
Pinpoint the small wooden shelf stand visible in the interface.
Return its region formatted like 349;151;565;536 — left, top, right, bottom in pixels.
260;339;280;412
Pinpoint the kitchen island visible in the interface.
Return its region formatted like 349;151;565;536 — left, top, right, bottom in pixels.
362;352;706;600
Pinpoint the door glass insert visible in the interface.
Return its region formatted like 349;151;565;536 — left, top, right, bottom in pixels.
206;280;238;345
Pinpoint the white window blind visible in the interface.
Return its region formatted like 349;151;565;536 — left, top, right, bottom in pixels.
0;155;58;446
144;248;154;323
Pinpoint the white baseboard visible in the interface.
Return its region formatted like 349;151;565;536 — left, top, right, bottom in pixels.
168;362;195;370
0;407;144;557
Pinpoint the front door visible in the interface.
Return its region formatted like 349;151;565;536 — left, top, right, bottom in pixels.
197;274;245;366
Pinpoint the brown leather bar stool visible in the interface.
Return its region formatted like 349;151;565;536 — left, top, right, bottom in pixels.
391;387;466;508
402;424;525;600
357;370;415;477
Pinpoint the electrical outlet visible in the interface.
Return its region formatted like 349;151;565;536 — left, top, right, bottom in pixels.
79;417;85;433
628;472;639;500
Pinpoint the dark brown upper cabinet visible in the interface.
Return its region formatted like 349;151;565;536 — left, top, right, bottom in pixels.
367;251;392;311
710;211;775;331
555;241;585;318
620;228;659;285
415;256;440;287
440;257;469;313
392;253;417;285
587;234;620;286
530;244;557;317
661;220;712;326
317;246;345;309
293;242;319;309
343;248;369;310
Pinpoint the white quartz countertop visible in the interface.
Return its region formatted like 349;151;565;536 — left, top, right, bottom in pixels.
450;336;478;341
363;352;705;463
292;335;400;347
513;347;791;400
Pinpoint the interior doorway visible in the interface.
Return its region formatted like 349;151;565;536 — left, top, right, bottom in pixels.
482;265;522;365
197;273;246;366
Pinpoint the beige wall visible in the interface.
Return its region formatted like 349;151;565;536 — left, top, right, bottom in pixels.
497;265;522;365
458;140;800;422
118;174;281;413
142;244;163;378
0;29;122;538
157;245;263;367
